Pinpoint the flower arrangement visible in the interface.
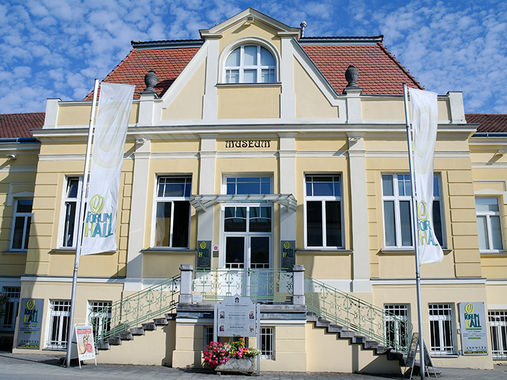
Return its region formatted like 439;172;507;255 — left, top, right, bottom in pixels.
203;338;261;369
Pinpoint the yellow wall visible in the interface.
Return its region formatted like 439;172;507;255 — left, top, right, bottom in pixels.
218;21;282;54
361;98;450;122
217;85;281;119
57;103;139;126
294;59;338;119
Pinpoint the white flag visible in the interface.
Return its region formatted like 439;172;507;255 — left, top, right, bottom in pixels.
81;83;135;255
410;88;443;264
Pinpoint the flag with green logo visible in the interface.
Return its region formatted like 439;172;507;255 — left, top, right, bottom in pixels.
81;83;135;255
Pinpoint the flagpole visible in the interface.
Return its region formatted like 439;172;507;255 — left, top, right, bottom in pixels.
403;83;425;379
65;79;99;367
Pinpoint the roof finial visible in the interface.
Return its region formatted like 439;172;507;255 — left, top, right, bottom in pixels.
141;69;158;95
344;65;360;90
300;21;307;37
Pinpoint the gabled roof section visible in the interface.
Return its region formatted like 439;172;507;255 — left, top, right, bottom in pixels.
300;40;423;95
466;113;507;133
200;8;300;38
84;45;199;100
0;112;45;139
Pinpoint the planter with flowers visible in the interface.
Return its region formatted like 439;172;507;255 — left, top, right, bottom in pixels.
203;338;261;374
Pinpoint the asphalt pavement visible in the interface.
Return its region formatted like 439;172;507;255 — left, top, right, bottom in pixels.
0;351;505;379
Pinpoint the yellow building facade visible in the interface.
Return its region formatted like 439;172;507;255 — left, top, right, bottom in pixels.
0;9;506;374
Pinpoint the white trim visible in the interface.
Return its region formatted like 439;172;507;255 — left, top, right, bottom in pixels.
486;280;507;285
489;304;507;310
0;277;21;286
367;151;471;158
203;39;219;122
9;198;32;251
371;278;486;285
280;38;295;121
0;166;36;173
7;186;33;206
58;176;83;249
21;275;125;284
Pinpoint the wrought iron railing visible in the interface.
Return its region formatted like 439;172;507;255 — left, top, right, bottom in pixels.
305;277;412;353
97;275;180;342
193;269;293;303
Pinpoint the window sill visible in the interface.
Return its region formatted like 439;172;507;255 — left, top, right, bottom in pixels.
380;248;452;255
480;250;507;256
296;249;351;255
142;247;196;254
49;248;116;255
430;353;459;358
2;250;27;254
217;82;281;88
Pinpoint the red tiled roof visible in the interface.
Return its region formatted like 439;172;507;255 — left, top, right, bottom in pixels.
0;112;45;138
84;47;199;100
85;39;422;100
301;42;423;94
466;113;507;133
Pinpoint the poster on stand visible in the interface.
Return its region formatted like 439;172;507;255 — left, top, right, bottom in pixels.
459;302;488;355
16;298;44;349
75;325;96;362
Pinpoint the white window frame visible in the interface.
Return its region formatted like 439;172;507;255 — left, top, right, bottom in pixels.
260;326;275;360
475;197;504;253
0;286;20;331
384;304;410;349
58;176;83;249
9;199;33;251
152;175;191;248
87;301;112;342
428;303;456;356
489;310;507;360
304;174;344;249
382;173;445;249
222;175;273;195
46;300;71;350
223;44;277;84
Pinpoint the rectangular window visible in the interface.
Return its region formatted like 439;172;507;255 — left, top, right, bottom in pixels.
305;175;343;248
10;199;32;251
203;326;214;349
260;327;275;360
88;301;111;343
384;304;409;349
476;198;504;252
0;287;20;331
61;177;83;248
226;177;271;195
382;174;444;248
154;176;191;248
428;303;455;355
489;310;507;360
47;300;71;349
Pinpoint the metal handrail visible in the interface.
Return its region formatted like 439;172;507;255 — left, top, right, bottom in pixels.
193;268;293;303
96;275;180;342
305;277;412;353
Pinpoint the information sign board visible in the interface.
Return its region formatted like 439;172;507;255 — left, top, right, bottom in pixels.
216;296;257;337
16;298;44;349
280;240;295;269
459;302;488;355
196;240;211;270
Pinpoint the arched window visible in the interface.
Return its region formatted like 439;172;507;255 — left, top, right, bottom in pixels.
224;45;276;83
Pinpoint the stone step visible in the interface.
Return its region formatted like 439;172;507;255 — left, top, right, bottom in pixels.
120;331;134;340
154;318;168;326
130;327;145;336
142;322;156;331
96;341;110;350
108;336;122;346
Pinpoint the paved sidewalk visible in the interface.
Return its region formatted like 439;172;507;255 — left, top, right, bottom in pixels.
0;352;505;379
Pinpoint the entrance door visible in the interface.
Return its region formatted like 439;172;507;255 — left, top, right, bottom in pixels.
222;205;272;299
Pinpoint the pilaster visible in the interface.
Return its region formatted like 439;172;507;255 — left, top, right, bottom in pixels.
344;88;362;124
279;134;297;241
198;135;217;242
125;138;151;289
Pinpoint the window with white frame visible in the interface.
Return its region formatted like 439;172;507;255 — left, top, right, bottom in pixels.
10;199;32;251
226;176;271;195
47;300;71;349
476;197;504;252
260;327;275;360
154;176;191;248
382;174;444;248
224;45;276;83
489;310;507;360
61;177;83;248
384;304;409;349
0;287;20;331
428;303;455;355
88;301;111;343
304;175;343;248
203;326;214;349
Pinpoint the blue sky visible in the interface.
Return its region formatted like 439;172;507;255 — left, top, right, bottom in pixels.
1;0;505;114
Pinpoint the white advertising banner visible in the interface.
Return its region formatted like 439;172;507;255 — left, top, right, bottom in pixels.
81;82;135;255
409;88;443;264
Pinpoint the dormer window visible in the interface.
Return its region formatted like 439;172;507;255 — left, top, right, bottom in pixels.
225;45;276;83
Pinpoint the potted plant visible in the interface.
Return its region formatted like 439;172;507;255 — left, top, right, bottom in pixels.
203;338;261;374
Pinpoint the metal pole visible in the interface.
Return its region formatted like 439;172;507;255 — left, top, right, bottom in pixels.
65;79;99;367
403;83;425;379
